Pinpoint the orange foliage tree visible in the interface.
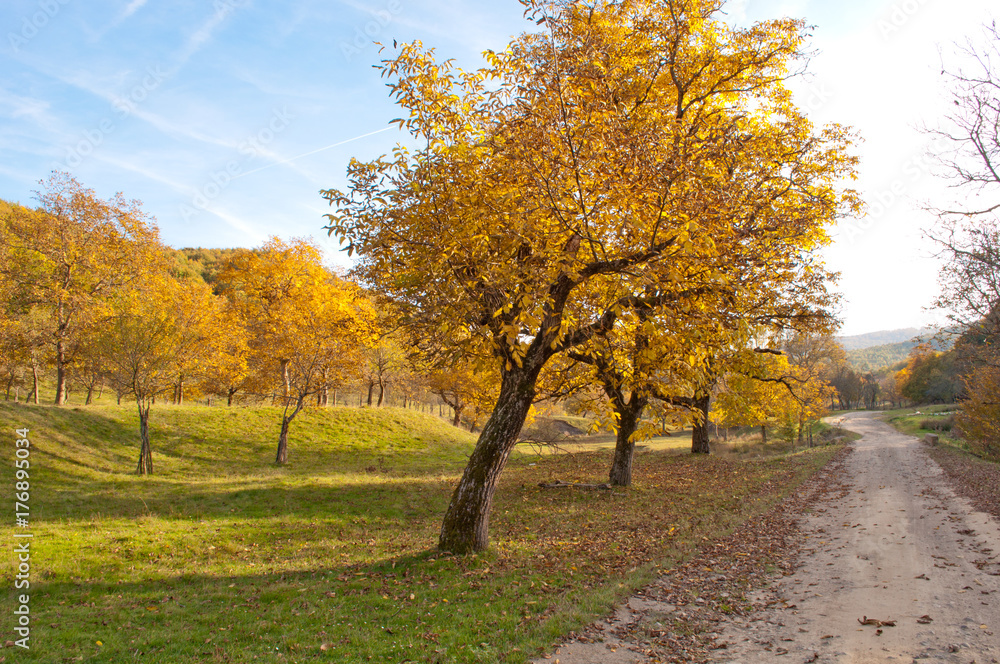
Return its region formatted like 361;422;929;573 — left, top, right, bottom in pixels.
324;0;859;552
0;172;161;405
218;238;377;464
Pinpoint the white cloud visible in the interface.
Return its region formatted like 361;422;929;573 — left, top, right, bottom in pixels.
119;0;148;21
173;2;242;69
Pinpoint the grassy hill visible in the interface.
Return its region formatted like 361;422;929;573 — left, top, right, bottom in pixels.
0;401;838;662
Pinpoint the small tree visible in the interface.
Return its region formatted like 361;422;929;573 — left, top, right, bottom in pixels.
219;238;377;464
98;274;219;474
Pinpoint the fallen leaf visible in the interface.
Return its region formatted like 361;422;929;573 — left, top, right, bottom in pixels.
917;615;933;624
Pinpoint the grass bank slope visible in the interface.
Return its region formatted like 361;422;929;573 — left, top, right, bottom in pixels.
1;401;838;663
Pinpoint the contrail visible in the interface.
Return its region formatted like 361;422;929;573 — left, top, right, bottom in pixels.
232;126;394;179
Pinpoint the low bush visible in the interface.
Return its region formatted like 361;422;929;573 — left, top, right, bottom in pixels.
920;415;955;432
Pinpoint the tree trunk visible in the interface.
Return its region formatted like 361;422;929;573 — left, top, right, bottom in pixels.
275;418;290;465
30;364;38;404
54;339;67;405
377;382;385;407
452;402;464;427
690;393;711;454
761;424;767;444
136;402;153;475
280;359;290;403
366;382;374;406
85;384;94;405
227;387;236;407
275;396;304;465
176;375;184;405
609;395;646;486
438;367;537;553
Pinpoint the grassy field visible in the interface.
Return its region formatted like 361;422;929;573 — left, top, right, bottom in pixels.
881;404;962;447
1;401;840;663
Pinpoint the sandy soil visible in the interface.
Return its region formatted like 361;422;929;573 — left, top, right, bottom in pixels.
710;411;1000;663
532;411;1000;664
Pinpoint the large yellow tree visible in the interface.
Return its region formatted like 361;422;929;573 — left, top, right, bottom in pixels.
325;0;859;552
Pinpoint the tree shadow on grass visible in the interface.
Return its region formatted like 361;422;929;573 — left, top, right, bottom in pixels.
35;475;459;522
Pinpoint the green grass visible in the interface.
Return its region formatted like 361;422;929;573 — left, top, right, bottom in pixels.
882;404;963;447
0;401;839;663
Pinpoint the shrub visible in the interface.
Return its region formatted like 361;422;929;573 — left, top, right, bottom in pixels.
956;366;1000;460
920;415;954;432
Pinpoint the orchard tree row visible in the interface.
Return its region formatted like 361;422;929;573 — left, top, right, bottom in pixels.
0;173;521;472
0;173;384;472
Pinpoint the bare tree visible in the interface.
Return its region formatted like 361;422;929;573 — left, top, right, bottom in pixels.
926;21;1000;453
926;20;1000;363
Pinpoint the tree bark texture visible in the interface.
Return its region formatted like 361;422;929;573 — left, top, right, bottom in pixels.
438;367;537;553
136;402;153;475
280;359;290;402
55;339;67;405
275;418;290;465
608;394;647;487
690;393;711;454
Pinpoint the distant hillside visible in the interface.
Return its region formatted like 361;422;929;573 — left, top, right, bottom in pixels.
837;327;934;351
844;330;952;372
846;341;916;372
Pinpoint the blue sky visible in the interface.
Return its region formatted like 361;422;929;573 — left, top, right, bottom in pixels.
1;0;996;336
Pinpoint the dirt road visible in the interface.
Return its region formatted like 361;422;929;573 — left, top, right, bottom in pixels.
711;411;1000;663
532;411;1000;664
